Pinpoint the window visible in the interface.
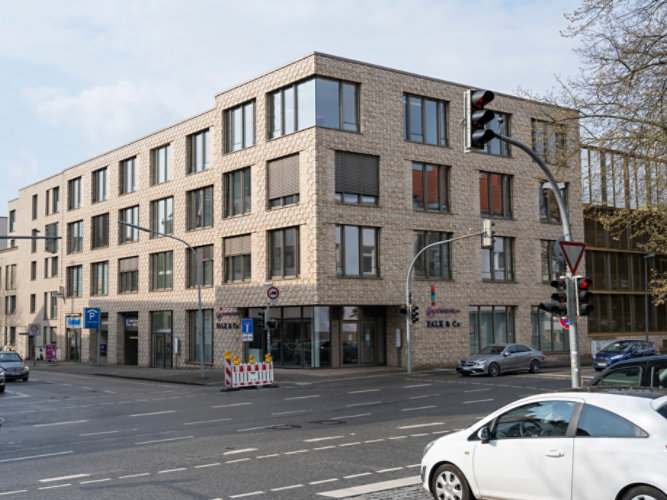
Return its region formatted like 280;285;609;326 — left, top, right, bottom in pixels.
46;186;59;215
45;256;58;278
45;222;58;253
150;197;173;236
32;194;38;220
9;210;15;232
414;231;452;280
540;182;567;224
224;234;251;282
188;129;209;173
269;226;300;278
532;119;566;166
478;112;511;157
91;213;109;249
595;365;643;387
31;228;38;253
531;306;568;353
224;167;251;217
68;177;82;210
269;77;358;139
541;240;565;283
67;220;83;254
119;256;139;293
403;93;447;146
493;401;576;439
468;305;515;353
482;236;514;281
335;225;379;277
119;206;139;243
187;245;213;288
50;292;58;319
479;172;512;218
268;154;299;208
6;296;16;314
151;251;173;290
5;264;16;289
91;261;109;296
334;151;378;205
66;265;83;297
120;157;136;194
412;162;449;212
189;309;213;363
187;186;213;230
150;144;170;185
30;294;36;313
31;261;37;281
225;100;255;152
576;404;647;437
92;167;107;203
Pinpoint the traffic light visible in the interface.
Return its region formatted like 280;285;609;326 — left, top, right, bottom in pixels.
257;311;265;329
266;319;277;330
482;219;496;249
399;305;409;315
465;89;496;151
577;278;594;316
538;278;567;317
411;305;420;324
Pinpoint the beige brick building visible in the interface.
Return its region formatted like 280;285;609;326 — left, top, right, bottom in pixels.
0;53;590;370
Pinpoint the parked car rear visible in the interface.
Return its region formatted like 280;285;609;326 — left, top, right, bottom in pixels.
592;340;659;371
588;355;667;389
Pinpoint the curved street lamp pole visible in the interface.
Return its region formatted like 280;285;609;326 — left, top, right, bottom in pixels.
118;220;205;379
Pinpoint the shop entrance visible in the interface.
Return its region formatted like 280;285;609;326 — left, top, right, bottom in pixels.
341;320;379;366
123;313;138;365
152;333;173;369
66;329;80;361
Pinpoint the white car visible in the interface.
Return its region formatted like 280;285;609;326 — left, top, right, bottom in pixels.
421;388;667;500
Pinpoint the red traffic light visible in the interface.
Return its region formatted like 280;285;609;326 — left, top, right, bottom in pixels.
577;278;592;290
470;90;495;109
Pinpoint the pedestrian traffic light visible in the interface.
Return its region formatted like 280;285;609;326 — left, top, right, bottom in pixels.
577;277;594;316
538;278;567;317
266;319;277;330
411;305;420;324
482;219;496;248
399;305;409;315
465;89;496;151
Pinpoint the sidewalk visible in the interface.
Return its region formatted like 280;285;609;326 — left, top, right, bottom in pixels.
30;360;410;387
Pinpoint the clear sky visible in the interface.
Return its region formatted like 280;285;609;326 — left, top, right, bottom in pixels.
0;0;581;213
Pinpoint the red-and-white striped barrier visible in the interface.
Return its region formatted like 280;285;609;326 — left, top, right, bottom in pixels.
224;355;274;389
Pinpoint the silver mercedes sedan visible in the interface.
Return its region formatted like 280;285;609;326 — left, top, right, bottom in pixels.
456;343;546;377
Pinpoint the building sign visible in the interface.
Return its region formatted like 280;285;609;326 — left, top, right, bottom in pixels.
125;317;139;328
425;306;462;328
66;315;81;328
216;307;240;330
45;344;57;361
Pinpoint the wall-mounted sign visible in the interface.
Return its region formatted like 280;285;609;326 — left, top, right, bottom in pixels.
66;315;81;328
426;320;462;328
426;307;461;316
125;318;139;328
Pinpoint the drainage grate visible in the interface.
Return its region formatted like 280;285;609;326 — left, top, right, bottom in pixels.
270;424;301;430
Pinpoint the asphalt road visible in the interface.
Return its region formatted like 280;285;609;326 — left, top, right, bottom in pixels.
0;366;582;499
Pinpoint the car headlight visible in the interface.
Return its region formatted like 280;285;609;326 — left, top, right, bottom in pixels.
423;440;436;457
474;360;487;366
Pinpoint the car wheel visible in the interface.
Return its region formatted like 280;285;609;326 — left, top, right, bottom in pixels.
22;376;29;382
488;363;500;377
621;485;667;500
529;359;541;373
460;372;471;377
430;463;471;500
0;385;4;393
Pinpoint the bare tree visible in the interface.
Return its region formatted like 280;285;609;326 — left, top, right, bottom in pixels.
530;0;666;303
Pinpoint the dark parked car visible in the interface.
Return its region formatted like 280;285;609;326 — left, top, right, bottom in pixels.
457;343;546;377
0;367;5;393
592;340;660;371
0;352;29;381
588;355;667;389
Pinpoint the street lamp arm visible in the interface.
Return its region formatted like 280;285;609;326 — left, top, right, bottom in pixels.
117;220;205;379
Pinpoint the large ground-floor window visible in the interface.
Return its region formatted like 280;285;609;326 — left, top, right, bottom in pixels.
530;306;568;353
468;306;515;354
188;309;213;363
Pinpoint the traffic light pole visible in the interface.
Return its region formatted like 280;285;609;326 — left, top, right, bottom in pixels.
405;230;486;375
495;134;581;387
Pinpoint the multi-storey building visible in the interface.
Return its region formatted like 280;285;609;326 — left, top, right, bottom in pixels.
1;53;601;370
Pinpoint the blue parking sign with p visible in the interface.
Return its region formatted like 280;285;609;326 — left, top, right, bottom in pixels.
84;307;101;329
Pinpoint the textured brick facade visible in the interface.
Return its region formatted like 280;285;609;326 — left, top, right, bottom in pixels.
0;53;590;370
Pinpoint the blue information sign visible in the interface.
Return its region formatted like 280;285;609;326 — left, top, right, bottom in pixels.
241;318;253;341
84;307;101;329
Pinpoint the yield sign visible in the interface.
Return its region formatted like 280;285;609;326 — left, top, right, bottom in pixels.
559;241;586;274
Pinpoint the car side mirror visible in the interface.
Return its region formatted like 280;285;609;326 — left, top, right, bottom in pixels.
477;426;490;444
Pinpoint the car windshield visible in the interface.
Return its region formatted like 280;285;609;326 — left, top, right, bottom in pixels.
479;345;504;355
0;353;22;362
601;342;632;353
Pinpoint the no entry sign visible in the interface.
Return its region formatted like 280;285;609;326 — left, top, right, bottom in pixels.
266;286;279;300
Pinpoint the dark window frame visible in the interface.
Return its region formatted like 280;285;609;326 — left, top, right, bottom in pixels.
479;171;513;219
402;93;448;147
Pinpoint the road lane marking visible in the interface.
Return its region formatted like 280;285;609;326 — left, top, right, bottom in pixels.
129;410;175;417
311;478;339;485
39;474;90;483
304;436;345;443
38;484;71;490
284;395;320;400
363;439;385;443
135;436;194;445
272;410;308;416
403;384;431;388
184;418;231;425
343;473;372;479
271;484;304;492
348;389;380;394
463;398;494;404
345;401;380;407
195;463;221;468
225;458;251;464
230;491;264;498
397;422;444;429
464;388;492;392
158;468;187;474
224;448;258;455
34;419;87;427
80;479;111;485
211;402;252;408
80;430;119;437
118;473;150;479
336;413;371;419
319;476;420;498
313;446;336;451
237;425;270;432
0;491;28;496
401;405;436;411
0;451;73;463
377;467;403;473
284;449;309;455
256;454;280;459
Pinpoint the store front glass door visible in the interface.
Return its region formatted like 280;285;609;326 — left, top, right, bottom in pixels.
341;322;359;365
152;333;172;369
